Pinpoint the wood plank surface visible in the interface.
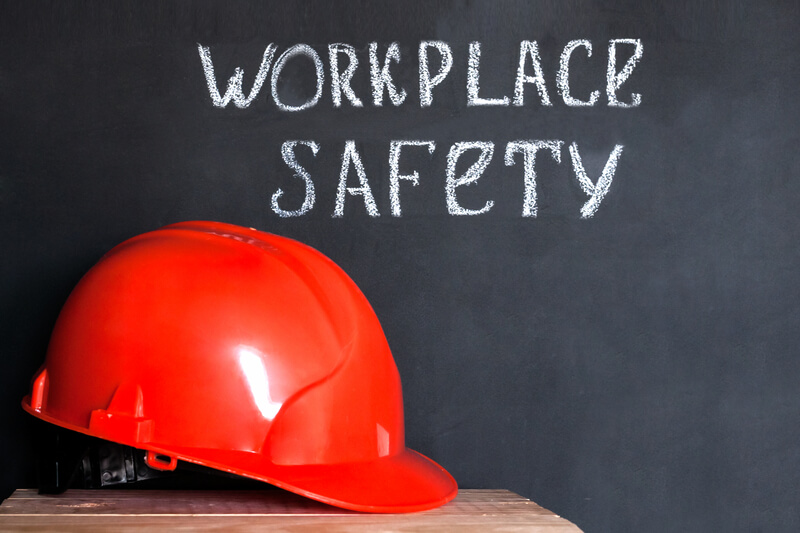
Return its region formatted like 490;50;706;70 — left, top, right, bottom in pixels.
0;489;583;532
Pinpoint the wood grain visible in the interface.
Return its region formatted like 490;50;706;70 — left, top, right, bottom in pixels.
0;489;583;532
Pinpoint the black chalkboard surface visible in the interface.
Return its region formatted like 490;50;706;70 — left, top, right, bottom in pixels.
2;1;799;530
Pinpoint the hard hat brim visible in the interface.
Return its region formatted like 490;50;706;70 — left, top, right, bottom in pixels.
164;444;459;513
24;396;457;513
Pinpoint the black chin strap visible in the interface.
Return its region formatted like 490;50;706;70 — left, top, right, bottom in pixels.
36;425;177;493
34;424;266;493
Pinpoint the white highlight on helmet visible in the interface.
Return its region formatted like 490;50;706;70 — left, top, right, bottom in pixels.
376;423;391;457
238;346;282;420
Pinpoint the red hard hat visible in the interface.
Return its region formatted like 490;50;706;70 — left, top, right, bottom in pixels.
22;221;457;512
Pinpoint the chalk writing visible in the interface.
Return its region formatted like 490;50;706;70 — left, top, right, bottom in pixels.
271;44;324;112
334;141;380;217
557;40;600;107
199;39;642;110
271;141;320;217
197;40;642;218
505;140;563;217
569;142;623;218
369;42;407;106
389;140;436;217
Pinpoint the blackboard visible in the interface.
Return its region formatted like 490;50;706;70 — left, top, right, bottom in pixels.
2;1;799;530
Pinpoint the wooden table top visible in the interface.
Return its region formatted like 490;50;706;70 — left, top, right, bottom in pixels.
0;488;583;532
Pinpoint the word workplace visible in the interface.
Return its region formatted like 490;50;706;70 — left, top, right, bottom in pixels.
198;40;643;218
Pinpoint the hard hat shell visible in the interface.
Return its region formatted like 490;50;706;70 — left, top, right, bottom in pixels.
22;221;457;512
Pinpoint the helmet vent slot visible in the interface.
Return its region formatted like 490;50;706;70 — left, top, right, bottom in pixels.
145;450;178;471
